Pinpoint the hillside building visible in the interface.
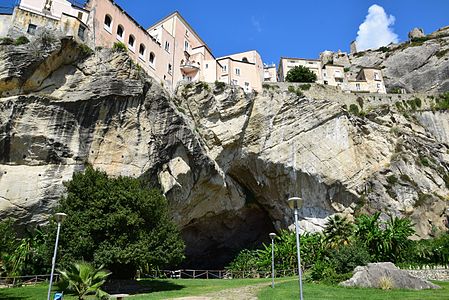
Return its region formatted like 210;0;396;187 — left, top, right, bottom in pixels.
1;0;267;93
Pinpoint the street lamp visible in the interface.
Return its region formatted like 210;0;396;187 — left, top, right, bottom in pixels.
288;197;304;300
47;213;67;300
269;232;277;288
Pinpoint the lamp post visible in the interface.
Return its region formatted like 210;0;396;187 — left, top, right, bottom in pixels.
47;213;67;300
288;197;304;300
269;232;276;288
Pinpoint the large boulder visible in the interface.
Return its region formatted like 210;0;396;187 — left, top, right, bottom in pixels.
408;28;425;40
340;262;440;290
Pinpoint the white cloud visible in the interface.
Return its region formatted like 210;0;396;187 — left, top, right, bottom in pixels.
355;4;399;51
251;16;262;33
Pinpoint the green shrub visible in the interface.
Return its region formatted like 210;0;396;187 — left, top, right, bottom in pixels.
349;104;360;115
226;249;260;278
379;46;389;53
14;36;29;45
287;85;304;97
0;37;14;45
329;242;371;274
390;87;403;94
79;43;94;57
386;175;398;185
434;92;449;110
112;41;127;52
435;49;449;59
344;67;350;72
299;83;311;91
214;80;226;92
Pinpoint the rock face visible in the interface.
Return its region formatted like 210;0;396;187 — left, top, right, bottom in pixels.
340;262;440;290
408;28;425;40
0;34;449;267
349;27;449;93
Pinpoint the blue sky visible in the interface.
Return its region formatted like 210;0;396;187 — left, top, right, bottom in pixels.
6;0;449;64
112;0;449;64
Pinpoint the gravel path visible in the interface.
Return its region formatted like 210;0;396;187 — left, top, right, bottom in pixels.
170;281;270;300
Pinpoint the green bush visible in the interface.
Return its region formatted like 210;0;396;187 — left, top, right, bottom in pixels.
0;37;14;45
226;249;260;278
285;66;317;83
214;80;226;92
79;43;94;57
329;242;371;274
299;83;311;91
379;46;389;53
434;92;449;110
287;85;304;97
112;41;127;52
389;87;403;94
14;36;29;45
349;104;360;115
386;175;398;185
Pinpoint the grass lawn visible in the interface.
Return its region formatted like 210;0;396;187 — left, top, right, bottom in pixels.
258;279;449;300
0;278;270;299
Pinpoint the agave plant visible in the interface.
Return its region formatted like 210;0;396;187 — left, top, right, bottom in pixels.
57;261;111;300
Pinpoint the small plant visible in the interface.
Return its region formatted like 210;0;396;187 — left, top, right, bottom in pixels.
378;276;394;290
379;46;389;53
349;104;360;115
344;67;350;72
389;87;403;94
435;49;449;59
299;83;311;91
214;80;226;92
287;85;304;97
78;43;93;57
113;41;127;52
386;175;398;185
14;36;29;45
0;37;14;45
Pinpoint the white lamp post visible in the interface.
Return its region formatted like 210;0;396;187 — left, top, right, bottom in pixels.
269;232;277;288
47;212;67;300
288;197;304;300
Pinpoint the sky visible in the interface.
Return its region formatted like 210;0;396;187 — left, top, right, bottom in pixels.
111;0;449;64
5;0;449;64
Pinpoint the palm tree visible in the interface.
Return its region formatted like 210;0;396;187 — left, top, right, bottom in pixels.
324;215;354;248
57;261;111;300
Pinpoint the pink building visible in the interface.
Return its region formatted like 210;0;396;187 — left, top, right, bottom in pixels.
4;0;268;93
217;50;264;92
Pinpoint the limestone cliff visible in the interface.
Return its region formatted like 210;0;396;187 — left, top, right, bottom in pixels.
349;26;449;93
1;35;449;268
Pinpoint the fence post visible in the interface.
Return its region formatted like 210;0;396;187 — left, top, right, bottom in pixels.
193;270;195;279
206;270;209;279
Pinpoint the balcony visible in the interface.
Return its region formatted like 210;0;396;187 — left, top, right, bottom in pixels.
180;61;199;73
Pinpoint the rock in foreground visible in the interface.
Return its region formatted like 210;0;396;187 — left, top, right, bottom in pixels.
340;262;440;290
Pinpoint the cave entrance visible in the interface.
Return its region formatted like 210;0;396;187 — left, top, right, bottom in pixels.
181;203;275;269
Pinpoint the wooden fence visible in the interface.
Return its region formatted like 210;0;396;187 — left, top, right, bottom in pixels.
0;274;58;288
144;269;298;279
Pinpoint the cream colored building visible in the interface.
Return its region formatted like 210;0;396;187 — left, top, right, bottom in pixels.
278;57;322;82
217;50;264;92
348;68;386;94
322;64;345;87
263;64;277;82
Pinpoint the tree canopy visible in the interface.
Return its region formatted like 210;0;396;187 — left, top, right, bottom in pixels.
55;166;185;278
285;65;317;83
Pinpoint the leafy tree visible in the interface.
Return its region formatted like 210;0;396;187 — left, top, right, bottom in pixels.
323;215;353;248
57;261;110;300
285;66;317;83
55;166;185;278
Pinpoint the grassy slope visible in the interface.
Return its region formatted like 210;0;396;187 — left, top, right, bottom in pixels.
258;279;449;300
0;278;270;300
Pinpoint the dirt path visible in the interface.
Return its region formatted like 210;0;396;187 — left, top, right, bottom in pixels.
170;281;274;300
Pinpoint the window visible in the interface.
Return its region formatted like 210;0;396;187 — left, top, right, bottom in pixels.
185;30;189;37
168;63;172;74
128;35;135;50
139;44;146;60
374;72;380;80
77;25;86;40
164;41;170;52
149;52;155;66
244;82;250;91
104;14;112;32
77;12;83;20
242;57;249;63
235;68;240;76
356;83;361;91
184;40;189;51
27;24;37;35
205;63;208;69
117;25;124;40
222;65;227;72
232;79;238;85
377;83;381;89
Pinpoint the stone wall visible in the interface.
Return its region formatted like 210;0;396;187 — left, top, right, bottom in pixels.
263;82;438;111
406;268;449;281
